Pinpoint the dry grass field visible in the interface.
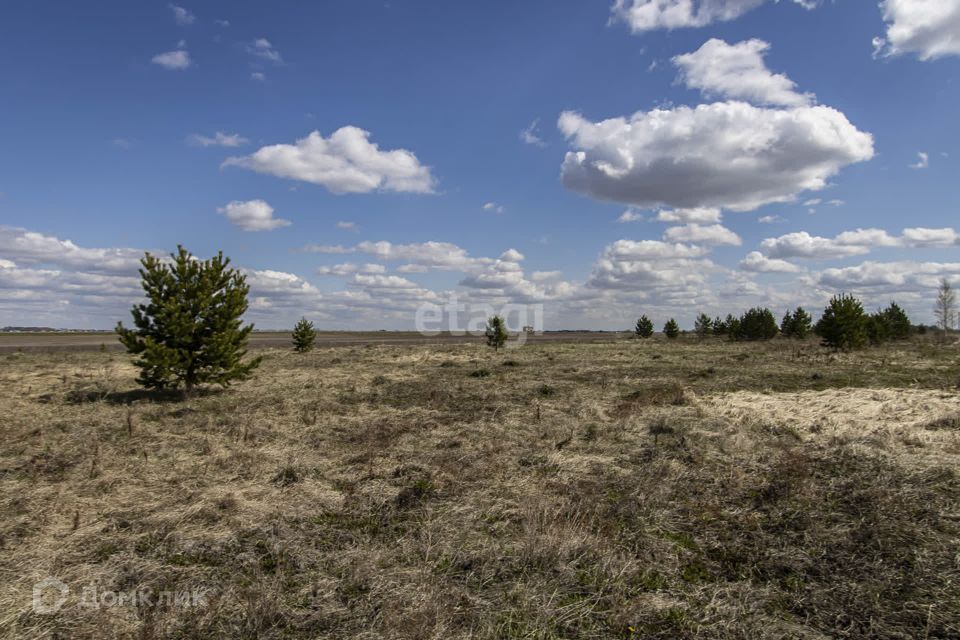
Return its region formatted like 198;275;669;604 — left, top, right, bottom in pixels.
1;336;959;639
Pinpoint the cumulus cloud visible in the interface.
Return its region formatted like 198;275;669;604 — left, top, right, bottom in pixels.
618;209;644;223
873;0;960;61
188;132;248;147
739;250;802;273
761;231;875;259
611;0;818;32
664;223;742;246
761;227;960;259
483;202;505;213
656;207;723;224
758;215;783;224
223;127;435;194
169;4;195;25
500;249;525;262
559;102;873;212
0;227;144;274
673;39;813;107
815;260;960;291
217;199;291;231
151;49;191;70
316;263;384;276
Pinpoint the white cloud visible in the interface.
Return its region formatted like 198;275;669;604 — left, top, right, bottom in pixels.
336;221;358;231
316;263;384;276
300;244;352;254
559;102;873;212
739;251;802;273
531;270;563;282
611;0;817;32
520;119;546;146
223;127;435;194
815;260;960;291
251;72;266;82
215;19;230;27
664;223;742;246
169;4;195;25
902;226;960;247
760;226;959;260
656;207;722;224
151;49;191;70
910;151;929;169
352;273;420;290
483;202;505;213
187;132;248;147
803;198;822;206
603;239;708;260
761;231;874;260
0;227;143;274
354;240;490;270
673;39;813;107
248;38;282;63
873;0;960;61
217;199;291;232
618;209;644;223
758;215;783;224
500;248;525;262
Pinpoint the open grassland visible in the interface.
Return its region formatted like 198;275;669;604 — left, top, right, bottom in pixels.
1;337;959;639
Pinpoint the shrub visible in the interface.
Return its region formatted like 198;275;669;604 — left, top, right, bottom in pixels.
694;313;712;338
732;307;779;341
292;317;317;353
635;315;654;338
663;319;680;339
816;293;868;351
115;246;260;392
485;315;508;352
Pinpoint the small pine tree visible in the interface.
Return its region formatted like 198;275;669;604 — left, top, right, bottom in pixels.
635;315;654;338
725;314;741;341
780;311;794;337
866;312;890;346
694;313;712;338
734;307;779;341
663;318;680;339
881;301;911;340
712;316;727;337
790;307;812;339
292;317;316;353
116;246;261;392
485;315;508;352
816;293;868;351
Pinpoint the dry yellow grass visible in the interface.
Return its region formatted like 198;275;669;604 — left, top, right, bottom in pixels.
1;337;958;638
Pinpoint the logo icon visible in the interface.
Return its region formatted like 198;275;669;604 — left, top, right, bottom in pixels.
32;577;69;614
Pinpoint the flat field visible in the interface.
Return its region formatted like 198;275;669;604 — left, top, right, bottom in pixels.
1;336;959;638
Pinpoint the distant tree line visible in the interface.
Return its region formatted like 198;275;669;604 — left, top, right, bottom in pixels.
633;292;918;351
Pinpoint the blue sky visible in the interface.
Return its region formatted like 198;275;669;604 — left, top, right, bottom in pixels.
1;0;959;329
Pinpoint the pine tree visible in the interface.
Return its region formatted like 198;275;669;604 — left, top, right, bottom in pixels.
734;307;779;341
694;313;712;338
485;315;508;352
780;311;794;337
663;318;680;339
635;315;654;338
292;317;317;353
712;316;727;337
881;301;911;340
816;293;868;351
790;307;812;339
115;246;261;392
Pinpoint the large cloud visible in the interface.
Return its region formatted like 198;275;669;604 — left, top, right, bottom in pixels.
0;227;144;274
559;102;873;211
611;0;817;32
761;227;960;259
873;0;960;61
664;223;741;246
673;39;813;107
223;127;435;194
